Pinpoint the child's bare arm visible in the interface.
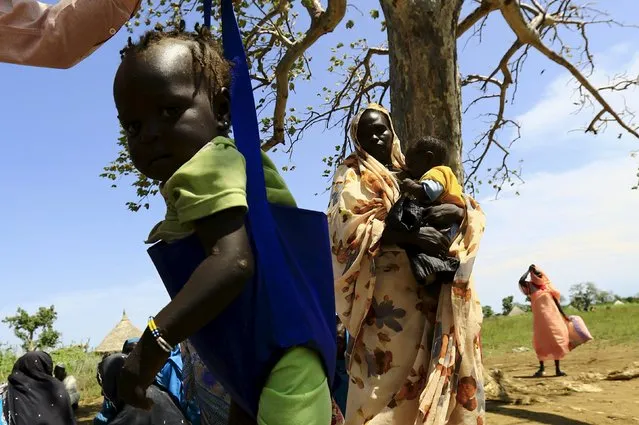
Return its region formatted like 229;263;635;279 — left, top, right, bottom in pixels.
155;206;254;344
118;207;254;408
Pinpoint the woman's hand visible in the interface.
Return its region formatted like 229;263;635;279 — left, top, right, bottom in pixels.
117;330;169;410
423;204;464;228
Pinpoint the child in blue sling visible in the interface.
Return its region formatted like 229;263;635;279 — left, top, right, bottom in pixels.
112;25;334;425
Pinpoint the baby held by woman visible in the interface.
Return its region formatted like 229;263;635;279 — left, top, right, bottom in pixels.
400;136;465;240
387;135;466;287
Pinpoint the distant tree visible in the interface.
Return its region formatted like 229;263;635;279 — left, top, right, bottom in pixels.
595;290;615;305
2;306;61;352
513;302;530;313
502;296;514;316
482;306;494;318
569;282;599;312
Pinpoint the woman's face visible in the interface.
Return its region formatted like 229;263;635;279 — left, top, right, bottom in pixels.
356;110;393;165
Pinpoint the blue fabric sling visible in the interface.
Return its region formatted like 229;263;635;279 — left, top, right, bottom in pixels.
147;0;336;418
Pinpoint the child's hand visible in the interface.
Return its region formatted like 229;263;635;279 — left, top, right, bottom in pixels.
117;331;170;410
401;178;425;200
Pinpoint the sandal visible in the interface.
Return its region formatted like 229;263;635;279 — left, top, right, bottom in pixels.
533;369;545;378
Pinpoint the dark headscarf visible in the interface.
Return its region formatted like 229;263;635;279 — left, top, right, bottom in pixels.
100;353;189;425
122;337;140;355
7;351;76;425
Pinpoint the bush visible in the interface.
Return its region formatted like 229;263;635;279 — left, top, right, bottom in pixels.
482;306;494;318
0;347;17;381
0;345;103;402
51;346;103;400
502;296;514;316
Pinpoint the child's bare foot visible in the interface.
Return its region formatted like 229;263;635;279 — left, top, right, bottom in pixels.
533;369;545;378
555;371;567;377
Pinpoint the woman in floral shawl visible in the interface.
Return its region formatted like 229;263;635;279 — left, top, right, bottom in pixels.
328;104;486;425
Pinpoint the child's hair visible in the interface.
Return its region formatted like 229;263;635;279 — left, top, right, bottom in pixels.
407;136;449;167
119;23;232;100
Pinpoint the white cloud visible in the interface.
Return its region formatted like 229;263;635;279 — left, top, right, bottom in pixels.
473;153;639;310
0;279;170;350
514;50;639;150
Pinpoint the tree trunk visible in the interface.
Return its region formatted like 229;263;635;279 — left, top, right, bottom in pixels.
380;0;494;390
380;0;464;179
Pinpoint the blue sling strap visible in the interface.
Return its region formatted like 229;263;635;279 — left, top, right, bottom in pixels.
202;0;211;28
147;0;337;418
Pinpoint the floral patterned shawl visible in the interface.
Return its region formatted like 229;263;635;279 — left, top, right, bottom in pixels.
328;103;405;341
328;104;486;425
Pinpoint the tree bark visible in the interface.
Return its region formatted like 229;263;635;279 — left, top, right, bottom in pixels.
380;0;464;179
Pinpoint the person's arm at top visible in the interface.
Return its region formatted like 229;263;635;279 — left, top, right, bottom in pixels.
0;0;140;68
119;207;254;409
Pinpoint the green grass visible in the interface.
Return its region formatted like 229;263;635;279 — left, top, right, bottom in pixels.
481;302;639;355
50;346;104;400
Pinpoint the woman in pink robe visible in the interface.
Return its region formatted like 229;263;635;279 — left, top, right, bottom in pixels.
519;265;569;377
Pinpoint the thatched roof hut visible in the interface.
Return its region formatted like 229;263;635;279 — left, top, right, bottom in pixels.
95;310;142;353
508;306;526;316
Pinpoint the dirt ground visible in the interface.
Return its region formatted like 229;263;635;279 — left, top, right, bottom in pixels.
484;342;639;424
75;343;639;425
76;397;103;425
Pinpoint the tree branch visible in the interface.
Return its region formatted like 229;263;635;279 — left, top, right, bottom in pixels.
457;0;499;37
499;0;639;139
261;0;347;151
463;39;520;189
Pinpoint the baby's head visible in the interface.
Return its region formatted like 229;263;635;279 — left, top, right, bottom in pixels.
404;136;448;179
113;26;232;182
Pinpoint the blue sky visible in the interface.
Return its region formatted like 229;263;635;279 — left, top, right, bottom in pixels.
0;1;637;349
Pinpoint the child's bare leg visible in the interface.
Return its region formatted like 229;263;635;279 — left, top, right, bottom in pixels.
533;361;544;377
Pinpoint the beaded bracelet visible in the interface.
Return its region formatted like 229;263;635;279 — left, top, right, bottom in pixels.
148;316;173;353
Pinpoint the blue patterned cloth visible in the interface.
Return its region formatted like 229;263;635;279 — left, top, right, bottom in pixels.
181;342;230;425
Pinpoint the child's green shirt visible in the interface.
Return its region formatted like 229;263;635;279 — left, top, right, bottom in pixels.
144;136;331;422
147;136;296;243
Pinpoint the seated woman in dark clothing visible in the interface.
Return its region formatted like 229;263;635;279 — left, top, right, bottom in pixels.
1;351;76;425
99;353;189;425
